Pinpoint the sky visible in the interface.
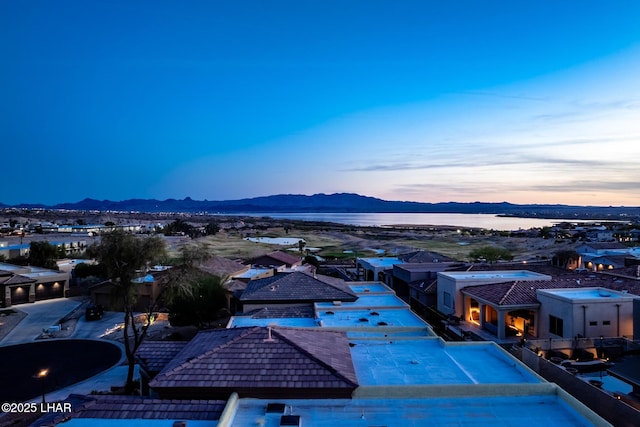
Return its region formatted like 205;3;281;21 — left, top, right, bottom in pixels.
1;1;640;207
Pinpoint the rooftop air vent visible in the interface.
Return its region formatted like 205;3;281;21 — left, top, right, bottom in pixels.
280;415;301;426
264;326;277;343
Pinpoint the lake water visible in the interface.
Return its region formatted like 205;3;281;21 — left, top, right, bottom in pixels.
220;212;594;230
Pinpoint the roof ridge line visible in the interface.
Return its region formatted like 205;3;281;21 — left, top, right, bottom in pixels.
154;327;259;379
272;328;358;387
306;272;357;297
498;281;518;305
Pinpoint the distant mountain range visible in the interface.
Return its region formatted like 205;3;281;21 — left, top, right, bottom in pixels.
2;193;640;219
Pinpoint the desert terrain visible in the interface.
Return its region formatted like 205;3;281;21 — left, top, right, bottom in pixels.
1;210;575;263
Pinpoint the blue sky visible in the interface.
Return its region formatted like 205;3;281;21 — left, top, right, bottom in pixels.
2;1;639;206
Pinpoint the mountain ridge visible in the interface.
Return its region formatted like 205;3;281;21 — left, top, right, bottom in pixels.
2;193;639;219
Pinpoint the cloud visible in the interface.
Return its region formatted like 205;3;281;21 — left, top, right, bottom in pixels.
526;180;640;193
343;148;632;173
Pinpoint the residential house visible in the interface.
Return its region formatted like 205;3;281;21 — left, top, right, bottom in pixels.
239;271;357;313
356;256;402;283
390;261;460;309
585;226;615;242
576;242;640;271
455;270;640;341
196;255;252;313
537;287;637;339
0;262;69;307
248;250;302;271
357;250;455;285
144;326;359;399
436;270;552;320
89;270;170;312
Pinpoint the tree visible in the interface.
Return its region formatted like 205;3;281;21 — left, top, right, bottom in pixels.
304;254;320;269
539;226;552;239
73;261;105;279
204;221;220;236
88;230;173;394
169;274;228;328
29;241;61;269
469;246;513;263
163;219;194;236
167;244;227;328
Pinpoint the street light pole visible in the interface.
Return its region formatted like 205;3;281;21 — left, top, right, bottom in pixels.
33;368;49;405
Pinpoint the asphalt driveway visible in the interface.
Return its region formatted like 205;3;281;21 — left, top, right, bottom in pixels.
71;310;126;339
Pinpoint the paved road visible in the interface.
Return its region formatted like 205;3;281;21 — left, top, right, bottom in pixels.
0;299;83;346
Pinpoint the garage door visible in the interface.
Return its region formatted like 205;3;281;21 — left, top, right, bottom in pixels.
10;286;30;305
35;282;64;301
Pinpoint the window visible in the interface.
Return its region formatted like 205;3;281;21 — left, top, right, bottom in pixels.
549;315;564;337
603;320;611;326
589;321;597;326
443;291;452;308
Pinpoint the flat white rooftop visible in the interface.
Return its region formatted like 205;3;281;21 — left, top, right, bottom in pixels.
350;339;541;386
358;257;403;268
538;287;637;301
0;262;25;272
317;308;427;328
347;329;434;339
229;394;605;427
348;283;392;293
441;270;550;280
316;293;408;309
